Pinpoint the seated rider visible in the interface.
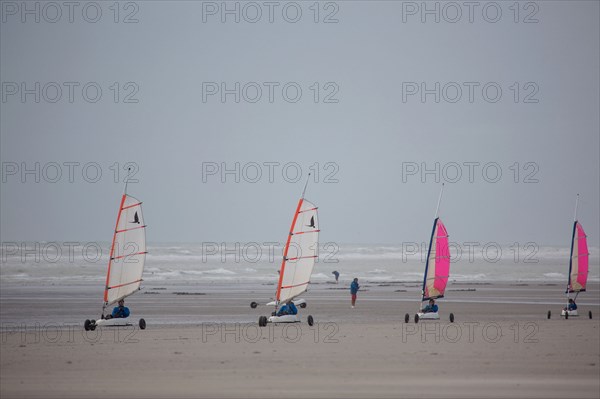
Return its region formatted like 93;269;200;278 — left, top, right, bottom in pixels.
105;299;130;319
276;301;298;317
564;298;577;312
422;298;439;313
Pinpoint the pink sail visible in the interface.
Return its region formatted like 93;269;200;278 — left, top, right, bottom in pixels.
568;222;589;292
424;219;450;299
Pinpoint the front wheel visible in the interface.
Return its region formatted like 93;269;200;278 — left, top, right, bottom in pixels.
307;315;314;326
258;316;267;327
139;318;146;330
300;303;307;309
449;313;455;323
84;319;91;331
565;312;569;320
547;310;551;319
250;302;258;309
404;313;410;323
90;320;96;331
414;314;419;324
589;311;593;319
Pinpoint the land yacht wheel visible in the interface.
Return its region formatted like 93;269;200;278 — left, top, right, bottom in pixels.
258;316;267;327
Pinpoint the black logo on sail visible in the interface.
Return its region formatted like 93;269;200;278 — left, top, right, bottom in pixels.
307;216;316;228
131;211;140;224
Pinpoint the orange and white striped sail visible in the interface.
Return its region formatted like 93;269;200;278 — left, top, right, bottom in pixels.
104;194;147;306
276;198;319;304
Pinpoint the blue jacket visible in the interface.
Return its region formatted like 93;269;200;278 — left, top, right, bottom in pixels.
112;306;130;318
568;302;577;311
350;281;360;295
277;302;298;316
423;304;438;313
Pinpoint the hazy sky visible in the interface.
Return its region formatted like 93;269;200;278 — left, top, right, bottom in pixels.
1;1;599;246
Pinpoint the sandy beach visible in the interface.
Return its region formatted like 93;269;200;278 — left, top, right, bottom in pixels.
1;281;599;398
2;0;599;397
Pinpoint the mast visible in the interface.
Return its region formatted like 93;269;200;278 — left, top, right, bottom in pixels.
124;167;131;196
566;194;580;297
434;183;444;219
301;172;310;199
275;173;312;308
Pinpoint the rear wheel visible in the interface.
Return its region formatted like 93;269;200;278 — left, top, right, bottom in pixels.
589;311;593;319
84;319;91;331
139;318;146;330
300;303;307;309
250;302;258;309
565;312;569;320
307;315;314;326
449;313;455;323
258;316;267;327
547;310;551;319
414;314;419;324
404;313;410;323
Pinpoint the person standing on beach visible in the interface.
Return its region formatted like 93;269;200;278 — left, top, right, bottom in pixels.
332;271;340;283
350;278;360;308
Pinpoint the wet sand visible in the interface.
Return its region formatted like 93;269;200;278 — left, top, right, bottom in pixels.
1;282;599;398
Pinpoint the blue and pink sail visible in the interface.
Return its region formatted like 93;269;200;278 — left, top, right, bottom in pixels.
421;185;450;302
567;218;589;294
422;218;450;301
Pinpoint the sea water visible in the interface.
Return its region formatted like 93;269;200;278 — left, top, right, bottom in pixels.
1;242;598;286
